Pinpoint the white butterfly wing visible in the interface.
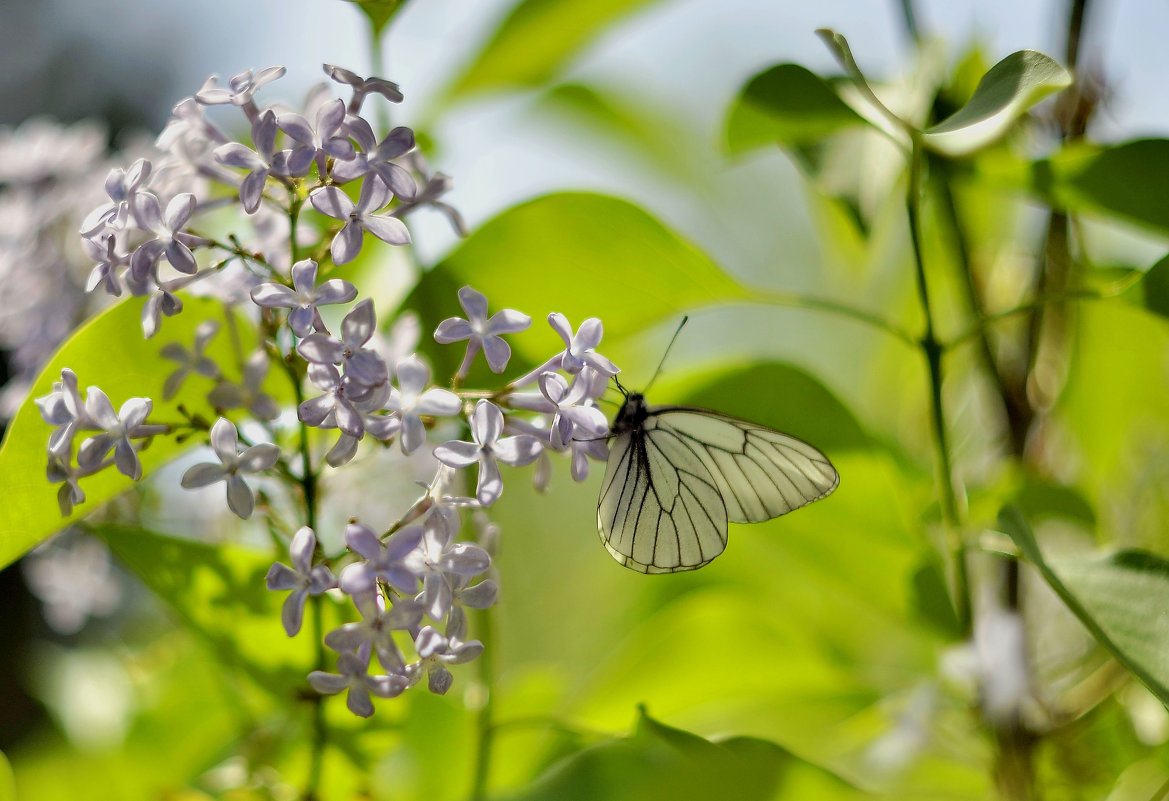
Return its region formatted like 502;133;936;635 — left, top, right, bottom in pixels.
650;408;839;523
597;426;728;573
597;407;838;573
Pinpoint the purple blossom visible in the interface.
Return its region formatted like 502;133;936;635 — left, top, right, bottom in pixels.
433;287;530;378
296;299;389;389
160;321;220;400
413;626;483;695
36;368;93;458
213;111;289;214
79;158;152;237
265;526;336;636
278;98;354;177
446;576;499;641
128;192;202;280
207;350;281;421
309;178;411;265
324;63;404;112
83;234;128;298
76;389;155;480
325;593;423;669
384;355;460;454
308;650;408;718
180;417;280;519
537;371;609;450
196;66;285;121
142;287;183;339
402;514;491;620
298;362;371;439
338;522;424;596
332;118;416;199
250;259;357;337
433;400;542;506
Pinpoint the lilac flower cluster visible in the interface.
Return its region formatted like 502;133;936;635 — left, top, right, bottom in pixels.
36;64;620;717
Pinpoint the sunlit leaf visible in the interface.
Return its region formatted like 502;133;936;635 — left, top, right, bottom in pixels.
1142;254;1169;319
95;524;317;699
923;50;1071;157
404;192;749;376
494;708;866;801
445;0;663;99
1000;507;1169;706
0;297;274;571
1034;140;1169;234
0;751;13;801
725;64;865;154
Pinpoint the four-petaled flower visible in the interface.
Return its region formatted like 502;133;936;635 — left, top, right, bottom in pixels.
278;97;355;177
296;298;389;389
537;371;609;450
412;626;484;696
213;110;289;214
384;355;460;454
339;522;424;596
308;650;408;718
207;350;281;421
129;192;203;279
333;119;416;199
196;66;285;120
180;417;280;519
250;258;357;337
324;63;404;111
265;526;337;636
76;389;156;480
434;400;542;506
325;593;423;669
310;177;411;265
434;286;530;377
548;313;620;376
79;158;152;236
402;514;491;620
37;368;93;458
160;320;220;400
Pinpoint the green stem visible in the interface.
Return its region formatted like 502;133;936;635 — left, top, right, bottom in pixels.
469;606;496;801
749;289;918;347
367;17;392;134
906;135;969;632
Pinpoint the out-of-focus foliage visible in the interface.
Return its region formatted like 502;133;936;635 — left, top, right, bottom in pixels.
8;1;1169;800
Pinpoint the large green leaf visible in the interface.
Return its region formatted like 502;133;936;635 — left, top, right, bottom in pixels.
406;192;749;375
923;50;1071;157
725;64;865;154
1139;253;1169;319
445;0;663;99
493;708;868;801
96;524;317;699
1034;140;1169;235
1000;507;1169;706
0;297;267;570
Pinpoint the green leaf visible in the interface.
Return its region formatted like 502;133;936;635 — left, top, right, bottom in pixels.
0;751;13;801
656;360;869;453
493;708;866;801
343;0;410;35
445;0;662;99
813;29;906;140
725;64;865;154
95;523;316;698
405;192;749;373
999;506;1169;706
1034;139;1169;234
923;50;1071;157
0;297;266;571
1142;253;1169;319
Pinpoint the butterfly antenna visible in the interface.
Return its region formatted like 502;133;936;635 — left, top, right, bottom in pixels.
642;316;688;394
613;374;629;397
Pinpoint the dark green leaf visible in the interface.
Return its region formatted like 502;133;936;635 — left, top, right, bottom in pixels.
493;707;864;801
1143;253;1169;319
343;0;410;35
924;50;1071;156
446;0;662;99
0;298;271;570
1035;140;1169;235
1000;507;1169;707
725;64;865;154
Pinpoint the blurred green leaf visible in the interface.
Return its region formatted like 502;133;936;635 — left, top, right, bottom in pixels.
1034;140;1169;235
1142;254;1169;319
725;64;865;154
343;0;410;35
923;50;1071;157
494;708;865;801
1013;479;1097;526
656;360;869;453
813;29;905;142
1000;507;1169;706
405;192;749;374
446;0;662;99
0;751;13;801
95;524;316;699
0;298;269;571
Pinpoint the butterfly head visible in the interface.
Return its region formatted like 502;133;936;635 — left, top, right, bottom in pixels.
612;391;649;435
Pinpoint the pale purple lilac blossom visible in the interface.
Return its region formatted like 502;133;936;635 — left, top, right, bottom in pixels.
180;417;280;519
266;526;337;636
309;177;410;265
433;286;530;377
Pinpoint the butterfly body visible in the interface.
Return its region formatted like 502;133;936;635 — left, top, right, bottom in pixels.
597;391;839;573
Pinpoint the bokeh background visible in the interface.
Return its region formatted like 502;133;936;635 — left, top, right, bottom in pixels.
4;1;1169;799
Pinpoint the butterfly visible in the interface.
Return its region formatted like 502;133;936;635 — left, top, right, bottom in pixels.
595;328;838;573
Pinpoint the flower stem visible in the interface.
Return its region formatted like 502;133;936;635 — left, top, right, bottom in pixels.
906;134;969;632
469;605;496;801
